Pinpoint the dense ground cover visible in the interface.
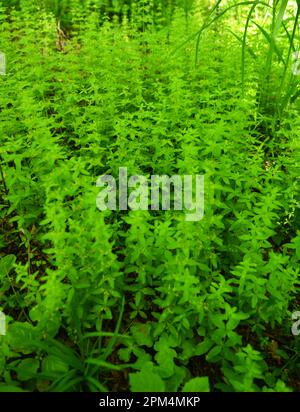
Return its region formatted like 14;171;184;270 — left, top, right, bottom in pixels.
0;0;300;392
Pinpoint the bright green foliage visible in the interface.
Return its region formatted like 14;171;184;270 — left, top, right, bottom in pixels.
0;0;299;392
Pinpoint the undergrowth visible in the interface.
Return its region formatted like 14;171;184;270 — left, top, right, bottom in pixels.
0;1;300;392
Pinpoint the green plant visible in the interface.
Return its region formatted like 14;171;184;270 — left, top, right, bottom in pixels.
0;0;299;393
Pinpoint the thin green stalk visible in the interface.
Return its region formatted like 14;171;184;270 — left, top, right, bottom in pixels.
277;4;300;118
241;0;260;96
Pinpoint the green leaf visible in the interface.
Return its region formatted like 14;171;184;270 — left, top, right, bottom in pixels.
182;377;210;392
16;358;39;381
42;355;69;376
130;323;153;347
129;363;165;392
0;255;16;276
195;339;213;356
206;345;222;362
0;384;25;392
273;0;288;39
